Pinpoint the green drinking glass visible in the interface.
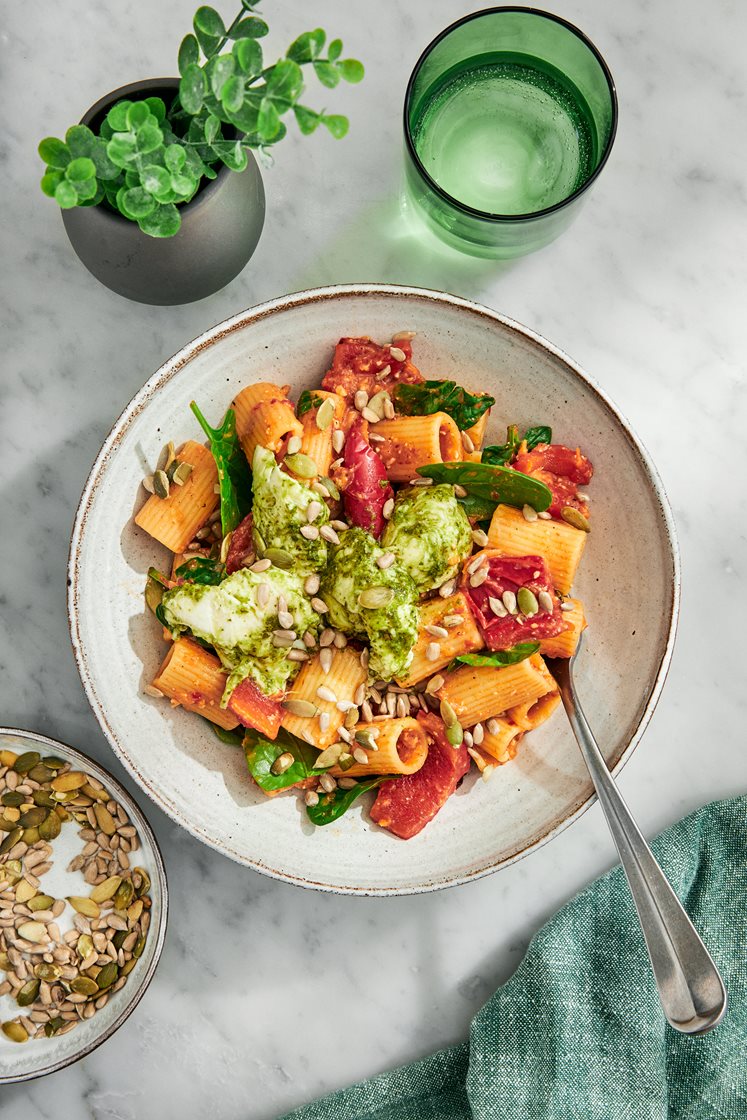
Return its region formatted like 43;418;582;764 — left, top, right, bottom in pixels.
403;7;618;259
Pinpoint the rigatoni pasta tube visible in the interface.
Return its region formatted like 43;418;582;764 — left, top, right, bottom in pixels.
487;504;587;595
233;382;302;463
437;653;553;728
397;591;483;686
369;412;462;481
298;390;347;477
539;598;586;659
151;638;239;730
330;718;428;778
135;441;219;553
477;717;523;764
281;647;366;750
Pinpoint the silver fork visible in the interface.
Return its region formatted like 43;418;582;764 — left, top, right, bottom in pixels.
547;639;727;1034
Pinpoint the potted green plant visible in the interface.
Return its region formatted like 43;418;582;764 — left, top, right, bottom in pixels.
38;3;364;305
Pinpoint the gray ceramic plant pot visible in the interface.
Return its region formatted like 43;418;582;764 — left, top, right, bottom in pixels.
61;78;265;305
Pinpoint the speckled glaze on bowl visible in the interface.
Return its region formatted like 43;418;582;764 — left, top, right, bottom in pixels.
0;728;168;1083
68;285;679;895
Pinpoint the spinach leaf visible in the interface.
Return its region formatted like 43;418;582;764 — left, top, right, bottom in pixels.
297;390;323;416
306;775;393;826
417;462;552;514
244;727;326;792
449;642;540;670
394;380;495;432
482;424;551;466
208;721;245;747
175;557;225;585
190;401;252;536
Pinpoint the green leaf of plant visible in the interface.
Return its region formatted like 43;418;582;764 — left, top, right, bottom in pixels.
210;139;247;172
204;114;221;143
449;643;540;670
138;202;181;238
231;15;268;39
170;171;198;197
244;728;323;793
286;29;326;63
124;168;140;189
175;557;226;585
321;114;348;140
524;425;552;449
221;74;245;114
106;100;133;132
38;137;70;169
225;101;260;133
64;124;95;158
257;97;281;141
126;101;150;130
208;54;235;97
141;164;171;195
190;402;252;535
164;145;186;172
266;58;304;102
293;105;321;135
194;5;225;39
394;380;495;431
306;776;393;826
313;60;340;88
178;33;200;75
416;462;553;514
209;721;245;747
65;156;96;182
232;36;262;77
72;177;98;202
40;170;64;197
337;58;365;83
121;187;156;218
81;182;106;208
328;38;343;62
180;63;207;115
296;390;324;416
145;96;167;123
54;180;78;209
481;425;552;466
106;132;139;168
135;122;164;156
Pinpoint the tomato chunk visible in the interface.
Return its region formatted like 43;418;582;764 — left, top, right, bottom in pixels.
228;678;283;739
465;555;568;650
513;444;593;518
369;712;470;839
225;512;254;574
321;337;423;400
341;419;393;539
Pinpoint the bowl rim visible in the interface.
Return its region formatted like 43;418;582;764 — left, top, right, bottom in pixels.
0;726;169;1084
67;283;680;895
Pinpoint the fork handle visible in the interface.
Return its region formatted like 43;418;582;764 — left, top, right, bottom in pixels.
557;678;726;1034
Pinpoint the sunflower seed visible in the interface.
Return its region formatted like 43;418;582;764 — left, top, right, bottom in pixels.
560;601;575;612
319;628;335;647
354;389;369;411
487;718;501;735
319;648;333;674
250;558;272;573
316;686;337;704
361;700;373;723
336;700;355;713
438;579;456;598
425;675;445;694
304;790;319;807
318;712;331;733
382;498;394;519
425;642;441;662
538;590;554;613
311;597;329;614
462;431;475;453
332;428;345;453
442;614;464;629
333;631;347;648
287;649;310;662
270;753;295;777
287;435;302;456
472;722;485;745
320;525;340;545
272;632;295;647
410;476;432;486
538;510;552;520
502;590;518;614
392;330;416;342
389;346;407;362
425;624;449;639
454;484;467;498
304;574;320;595
489;596;507;617
300;524;320;540
469;569;488;588
359;407;379;425
522;504;538;522
318;773;337;793
351;748;369;766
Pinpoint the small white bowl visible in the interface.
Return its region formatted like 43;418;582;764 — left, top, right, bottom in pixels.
0;728;168;1084
68;284;679;895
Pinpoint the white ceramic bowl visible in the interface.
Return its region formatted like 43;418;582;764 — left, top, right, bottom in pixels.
0;728;167;1083
68;285;679;895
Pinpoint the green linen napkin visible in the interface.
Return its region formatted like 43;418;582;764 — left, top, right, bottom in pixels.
285;797;746;1120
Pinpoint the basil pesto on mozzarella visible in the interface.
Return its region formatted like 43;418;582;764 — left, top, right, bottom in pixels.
252;445;329;573
381;483;473;593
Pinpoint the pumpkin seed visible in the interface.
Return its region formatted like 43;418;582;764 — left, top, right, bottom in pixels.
93;803;117;836
145;577;164;614
39;811;62;841
517;588;539;617
67;896;100;919
20;806;48;829
132;868;151;897
281;699;318;718
0;827;23;855
127;899;144;923
121;956;138;976
32;788;55;807
270;752;295;776
42;756;66;769
96;963;119;989
28;763;55;784
111;929;128;950
561;506;590;532
50;771;88;792
113;880;134;910
157;440;176;473
0;749;18;766
17;979;40;1007
142;474;155;494
264;547;294;570
439;699;458;728
17;922;46;944
2;859;22;883
252;528;267;556
27;894;55;914
284;452;318;479
2;1020;28;1043
71;976;99;996
90;875;122;904
315;398;335;431
12;751;40;774
336;752;355;771
358;586;394;609
1;791;24;808
22;826;41;844
0;817;18;833
34;962;60;981
317;476;340;501
15;879;37;903
445;721;464;747
312;743;343;769
171;461;193;487
77;934;95;961
0;952;10;970
44;1016;65;1037
153;469;170;499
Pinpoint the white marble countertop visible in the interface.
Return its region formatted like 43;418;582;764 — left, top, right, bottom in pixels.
3;0;746;1115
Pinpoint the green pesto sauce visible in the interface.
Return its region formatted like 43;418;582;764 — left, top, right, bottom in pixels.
251;446;329;574
321;527;419;681
161;566;320;700
381;484;473;593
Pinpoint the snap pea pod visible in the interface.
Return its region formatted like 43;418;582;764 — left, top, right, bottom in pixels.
417;461;552;513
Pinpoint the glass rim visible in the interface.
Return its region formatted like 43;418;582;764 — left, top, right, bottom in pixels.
403;5;619;224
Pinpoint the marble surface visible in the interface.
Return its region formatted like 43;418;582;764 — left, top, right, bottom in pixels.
2;0;746;1115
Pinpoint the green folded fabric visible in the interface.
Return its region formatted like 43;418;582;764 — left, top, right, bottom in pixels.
284;797;747;1120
